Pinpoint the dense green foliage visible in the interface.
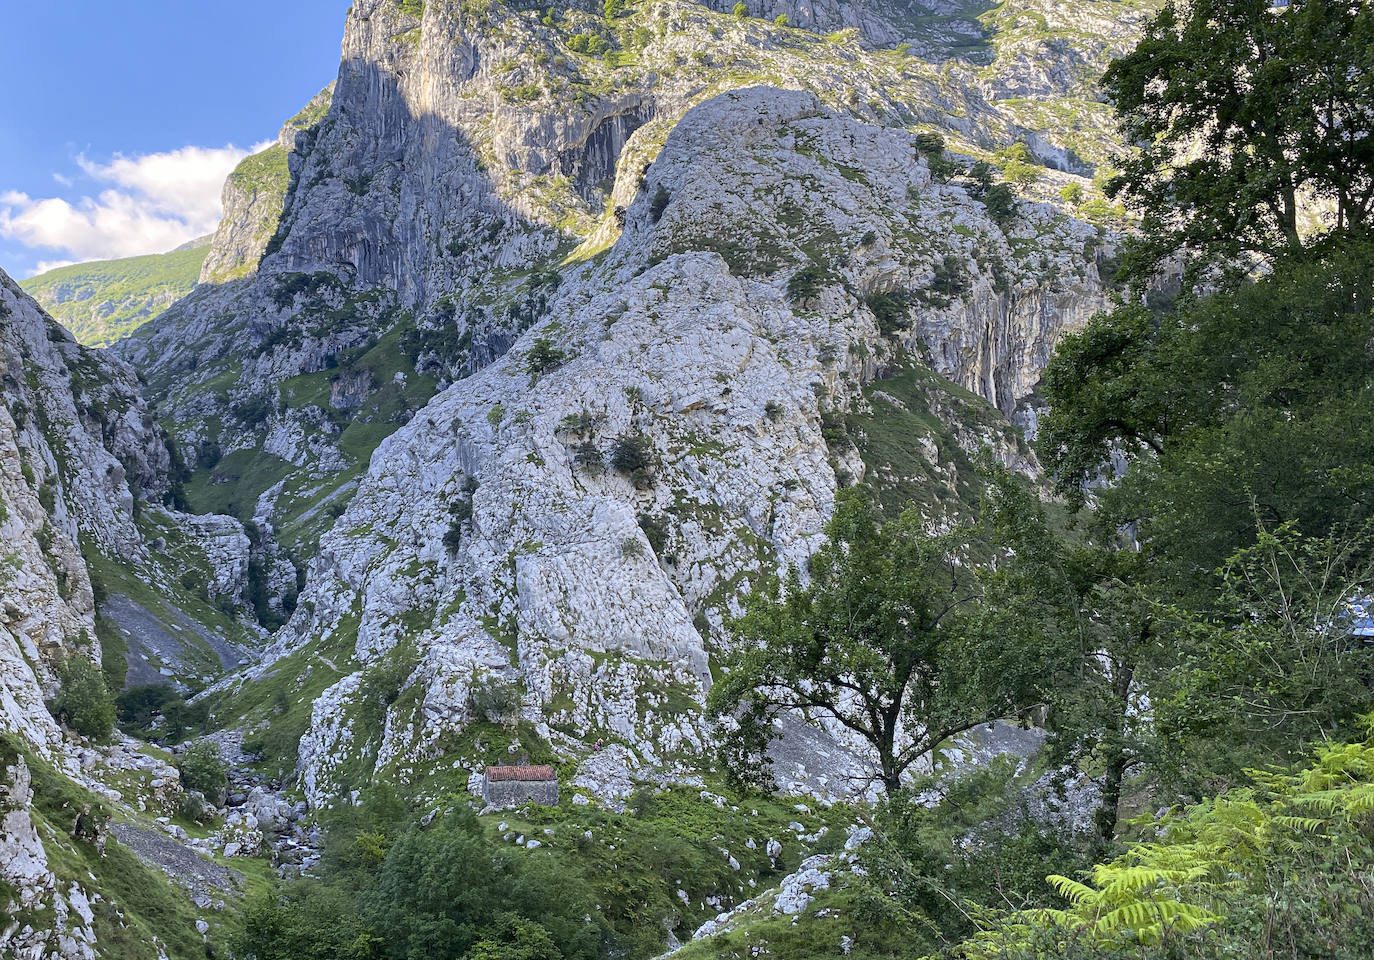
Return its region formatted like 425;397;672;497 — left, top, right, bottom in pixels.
860;758;1092;951
52;655;116;740
1102;0;1374;277
178;740;228;805
784;5;1374;955
952;717;1374;959
1040;244;1374;586
236;778;853;960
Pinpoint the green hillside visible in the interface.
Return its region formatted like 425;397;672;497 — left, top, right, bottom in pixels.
21;238;210;347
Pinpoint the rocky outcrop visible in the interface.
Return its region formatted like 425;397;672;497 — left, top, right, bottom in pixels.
115;0;1139;620
257;86;1111;803
199;86;336;286
1;272;169;558
0;271;176;754
0;754;98;960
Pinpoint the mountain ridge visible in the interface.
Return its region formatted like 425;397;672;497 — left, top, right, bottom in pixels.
20;238;212;348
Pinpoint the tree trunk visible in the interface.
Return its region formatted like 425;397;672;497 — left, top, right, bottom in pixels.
877;740;902;795
1095;649;1139;848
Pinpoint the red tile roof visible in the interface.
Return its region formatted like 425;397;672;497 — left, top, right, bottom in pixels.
485;765;557;782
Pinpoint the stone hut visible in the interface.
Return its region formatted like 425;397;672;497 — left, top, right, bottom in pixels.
483;765;559;808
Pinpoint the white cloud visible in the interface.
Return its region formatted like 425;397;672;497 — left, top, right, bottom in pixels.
34;259;78;274
1;143;265;266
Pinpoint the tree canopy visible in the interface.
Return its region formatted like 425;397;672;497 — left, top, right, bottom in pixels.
1102;0;1374;278
1038;240;1374;589
709;491;1056;794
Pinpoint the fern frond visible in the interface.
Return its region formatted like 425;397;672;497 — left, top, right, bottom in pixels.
1093;899;1219;943
1271;815;1326;833
1093;899;1156;933
1046;875;1098;905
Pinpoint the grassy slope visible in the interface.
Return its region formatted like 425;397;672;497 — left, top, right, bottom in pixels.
841;353;1031;521
0;734;220;960
21;241;210;347
179;315;438;560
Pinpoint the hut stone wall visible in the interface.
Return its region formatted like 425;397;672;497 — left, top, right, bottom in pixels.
482;774;559;808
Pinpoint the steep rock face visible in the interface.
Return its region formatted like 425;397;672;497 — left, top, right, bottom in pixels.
0;272;177;755
1;273;169;559
117;0;1140;605
247;87;1111;804
0;272;249;727
199;86;336;286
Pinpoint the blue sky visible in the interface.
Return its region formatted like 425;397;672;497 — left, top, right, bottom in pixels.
0;0;352;278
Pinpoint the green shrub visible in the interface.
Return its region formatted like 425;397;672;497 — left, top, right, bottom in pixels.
468;673;522;724
862;758;1091;949
865;292;909;335
176;790;207;824
919;255;971;308
649;185;671;223
248;558;285;632
178;741;227;806
636;513;668;555
445;489;475;554
733;1;748;15
53;656;115;740
926;151;959;181
786;265;826;303
232;394;274;427
914;132;945;156
611;434;653;475
995;142;1041;187
162;697;209;743
984;183;1018;227
95;613;127;693
444;517;464;553
525;336;568;375
115;683;180;729
568;32;609;55
573;440;603;472
959;720;1374;959
968;159;995;194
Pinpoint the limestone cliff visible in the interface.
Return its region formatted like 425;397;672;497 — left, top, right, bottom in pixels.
115;0;1141;640
223;86;1112;804
0;270;166;754
199;86;336;286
